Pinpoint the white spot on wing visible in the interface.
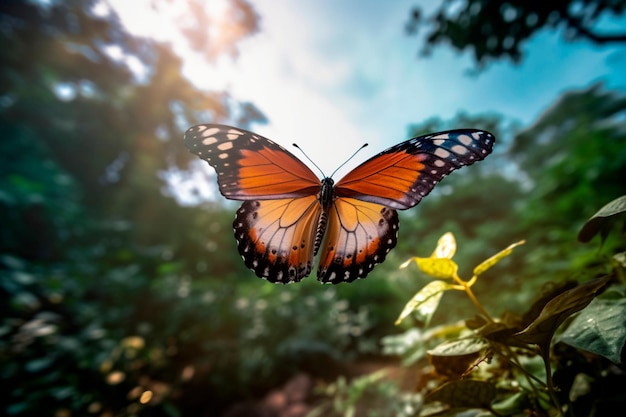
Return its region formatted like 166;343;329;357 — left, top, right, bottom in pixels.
434;148;450;158
451;144;468;154
217;142;234;151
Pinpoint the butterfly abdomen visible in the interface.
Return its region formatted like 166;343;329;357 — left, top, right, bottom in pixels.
313;177;335;256
313;211;328;256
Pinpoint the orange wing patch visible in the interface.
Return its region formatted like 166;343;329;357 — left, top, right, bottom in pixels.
317;198;399;284
184;124;320;200
237;148;321;197
336;151;427;208
335;130;495;210
234;196;322;283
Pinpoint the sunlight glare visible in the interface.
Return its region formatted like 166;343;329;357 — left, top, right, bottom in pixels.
108;0;182;41
206;0;230;21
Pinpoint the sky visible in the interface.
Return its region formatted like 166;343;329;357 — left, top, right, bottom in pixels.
109;0;626;178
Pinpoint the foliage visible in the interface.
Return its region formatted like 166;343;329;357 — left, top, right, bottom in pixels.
406;0;626;66
380;223;625;416
509;84;626;284
1;243;373;415
578;195;626;244
309;370;422;417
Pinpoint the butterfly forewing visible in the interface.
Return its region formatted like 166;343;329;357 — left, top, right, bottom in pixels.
335;130;494;209
317;199;398;283
184;124;321;200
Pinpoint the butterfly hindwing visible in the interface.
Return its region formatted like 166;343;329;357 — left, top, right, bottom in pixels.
335;129;494;209
184;124;321;200
234;196;322;283
317;198;399;283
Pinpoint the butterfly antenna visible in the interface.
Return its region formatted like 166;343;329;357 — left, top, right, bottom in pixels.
293;142;369;178
329;143;368;178
292;143;327;178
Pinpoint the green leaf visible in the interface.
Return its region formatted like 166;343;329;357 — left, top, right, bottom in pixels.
491;391;530;415
578;195;626;243
513;276;611;347
427;337;489;357
557;298;626;364
395;280;452;325
381;328;429;365
425;380;496;409
427;337;489;378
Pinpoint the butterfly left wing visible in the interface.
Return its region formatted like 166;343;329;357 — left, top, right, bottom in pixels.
234;196;322;283
184;124;321;200
334;129;495;209
317;198;398;283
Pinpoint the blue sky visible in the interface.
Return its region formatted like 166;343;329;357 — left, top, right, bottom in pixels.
111;0;626;178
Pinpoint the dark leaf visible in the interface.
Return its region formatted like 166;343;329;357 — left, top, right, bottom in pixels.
513;276;612;346
427;338;489;377
578;195;626;243
426;380;496;409
557;298;626;364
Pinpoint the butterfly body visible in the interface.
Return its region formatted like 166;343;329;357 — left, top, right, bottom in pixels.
184;124;494;284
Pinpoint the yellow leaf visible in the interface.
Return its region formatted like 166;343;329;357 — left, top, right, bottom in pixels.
472;240;525;276
395;280;453;325
416;257;458;279
432;232;456;259
399;257;418;269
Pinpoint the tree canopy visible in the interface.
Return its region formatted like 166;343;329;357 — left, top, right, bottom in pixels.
407;0;626;66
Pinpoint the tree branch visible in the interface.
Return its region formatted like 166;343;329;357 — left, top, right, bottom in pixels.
565;15;626;44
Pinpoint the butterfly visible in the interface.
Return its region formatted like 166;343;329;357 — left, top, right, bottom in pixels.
184;124;494;284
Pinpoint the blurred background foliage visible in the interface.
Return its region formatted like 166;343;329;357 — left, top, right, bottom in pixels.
1;1;625;416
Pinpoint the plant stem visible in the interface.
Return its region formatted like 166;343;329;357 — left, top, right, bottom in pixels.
455;275;495;323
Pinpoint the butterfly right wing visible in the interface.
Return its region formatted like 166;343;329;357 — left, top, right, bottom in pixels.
184;124;321;200
334;129;495;209
234;196;322;283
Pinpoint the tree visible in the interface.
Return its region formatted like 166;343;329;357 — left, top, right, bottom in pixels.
407;0;626;66
509;84;626;279
0;0;265;249
0;1;264;415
